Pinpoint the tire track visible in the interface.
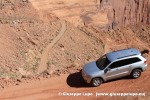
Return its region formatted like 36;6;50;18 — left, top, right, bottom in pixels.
37;20;67;74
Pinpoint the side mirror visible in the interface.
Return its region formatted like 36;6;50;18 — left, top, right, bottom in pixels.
104;68;111;73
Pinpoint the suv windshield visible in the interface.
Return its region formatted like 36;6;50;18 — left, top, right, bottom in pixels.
96;55;110;70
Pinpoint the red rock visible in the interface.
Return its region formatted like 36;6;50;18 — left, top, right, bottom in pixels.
101;0;150;28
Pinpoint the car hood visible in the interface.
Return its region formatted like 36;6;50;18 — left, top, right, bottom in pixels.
83;61;101;76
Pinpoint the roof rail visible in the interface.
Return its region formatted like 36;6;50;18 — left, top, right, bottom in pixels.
117;54;137;59
113;48;133;53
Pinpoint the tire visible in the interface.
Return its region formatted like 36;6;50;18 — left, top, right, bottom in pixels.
91;78;103;87
131;69;142;79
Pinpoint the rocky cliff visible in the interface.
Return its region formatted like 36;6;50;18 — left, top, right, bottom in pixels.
101;0;150;29
29;0;149;29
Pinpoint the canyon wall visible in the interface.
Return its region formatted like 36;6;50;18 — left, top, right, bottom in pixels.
29;0;150;29
101;0;150;29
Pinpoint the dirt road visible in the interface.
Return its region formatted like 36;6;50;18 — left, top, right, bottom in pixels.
0;65;150;100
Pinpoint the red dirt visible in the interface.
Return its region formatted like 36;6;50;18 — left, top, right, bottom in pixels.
0;0;150;100
37;20;67;74
0;60;150;100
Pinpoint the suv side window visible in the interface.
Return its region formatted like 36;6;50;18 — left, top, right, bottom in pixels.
109;60;127;69
109;57;141;69
109;61;119;69
130;57;141;63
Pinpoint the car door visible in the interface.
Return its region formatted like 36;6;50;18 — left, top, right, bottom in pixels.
104;59;132;81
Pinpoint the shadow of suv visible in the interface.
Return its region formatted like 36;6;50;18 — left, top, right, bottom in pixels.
82;48;148;87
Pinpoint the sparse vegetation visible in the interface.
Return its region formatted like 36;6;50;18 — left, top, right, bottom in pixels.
0;67;21;79
0;0;149;100
0;0;149;97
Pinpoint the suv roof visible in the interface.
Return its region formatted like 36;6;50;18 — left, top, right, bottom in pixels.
106;48;141;62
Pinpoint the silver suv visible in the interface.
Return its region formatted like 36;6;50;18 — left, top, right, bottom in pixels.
82;48;148;87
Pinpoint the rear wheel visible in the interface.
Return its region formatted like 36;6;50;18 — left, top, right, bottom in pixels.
131;69;141;79
91;78;103;87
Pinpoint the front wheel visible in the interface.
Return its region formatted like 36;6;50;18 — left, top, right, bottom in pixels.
91;78;103;87
131;69;142;79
